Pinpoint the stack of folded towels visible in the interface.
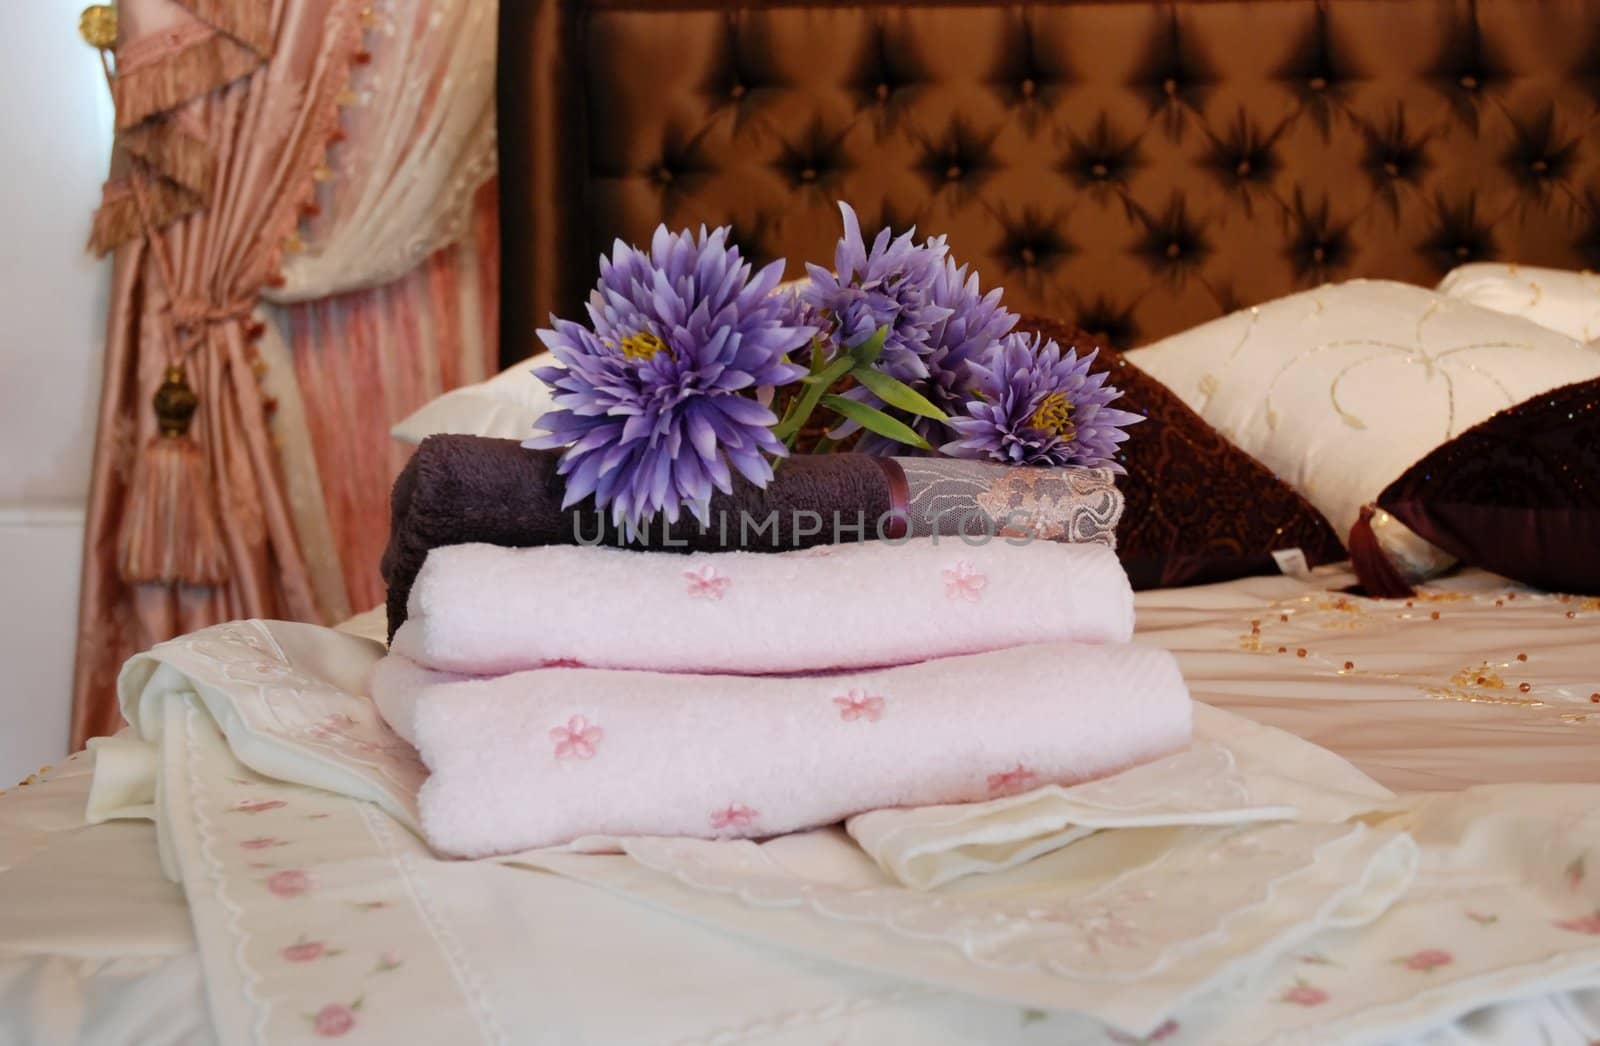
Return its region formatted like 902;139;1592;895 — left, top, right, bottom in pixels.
371;438;1193;859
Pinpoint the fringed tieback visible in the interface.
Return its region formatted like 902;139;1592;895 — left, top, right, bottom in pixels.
117;363;231;586
85;10;237;588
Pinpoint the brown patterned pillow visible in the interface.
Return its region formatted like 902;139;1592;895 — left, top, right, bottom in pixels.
1370;377;1600;594
1017;315;1346;589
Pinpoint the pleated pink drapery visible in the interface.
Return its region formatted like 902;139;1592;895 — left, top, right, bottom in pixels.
72;0;369;748
283;181;501;612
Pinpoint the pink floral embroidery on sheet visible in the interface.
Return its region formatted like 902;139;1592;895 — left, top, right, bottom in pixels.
1398;948;1452;972
550;715;603;760
374;951;405;973
1554;911;1600;935
685;565;731;600
710;803;759;831
313;712;359;731
987;764;1037;796
943;561;988;602
1279;981;1329;1006
281;938;342;963
267;869;314;898
310;1002;359;1037
1108;1018;1180;1044
1566;855;1586;892
833;689;885;722
235;799;287;814
240;837;286;850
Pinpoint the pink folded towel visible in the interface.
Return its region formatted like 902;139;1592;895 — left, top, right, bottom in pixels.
390;537;1134;676
369;642;1192;857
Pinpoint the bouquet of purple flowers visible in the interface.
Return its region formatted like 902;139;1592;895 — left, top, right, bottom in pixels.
528;202;1142;535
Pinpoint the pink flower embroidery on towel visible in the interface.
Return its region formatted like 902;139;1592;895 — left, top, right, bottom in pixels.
550;715;603;760
987;764;1037;796
710;803;759;831
943;561;988;602
833;689;885;722
267;869;313;898
684;565;731;600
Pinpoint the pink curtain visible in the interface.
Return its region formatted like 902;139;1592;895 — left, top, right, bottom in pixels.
72;0;367;748
283;181;500;613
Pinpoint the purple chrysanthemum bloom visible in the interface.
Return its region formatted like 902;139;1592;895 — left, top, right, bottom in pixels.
526;225;813;533
799;202;950;382
941;331;1144;471
855;257;1018;455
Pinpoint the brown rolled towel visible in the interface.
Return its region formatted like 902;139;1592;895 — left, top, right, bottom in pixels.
381;435;1123;639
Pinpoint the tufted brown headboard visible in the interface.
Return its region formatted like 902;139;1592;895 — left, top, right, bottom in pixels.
497;0;1600;365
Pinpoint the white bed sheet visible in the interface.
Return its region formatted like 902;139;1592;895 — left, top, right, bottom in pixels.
2;566;1598;1045
1135;565;1600;793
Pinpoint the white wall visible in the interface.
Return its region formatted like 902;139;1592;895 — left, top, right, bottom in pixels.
0;1;113;783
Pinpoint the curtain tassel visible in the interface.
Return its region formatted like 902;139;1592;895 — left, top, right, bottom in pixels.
117;364;231;586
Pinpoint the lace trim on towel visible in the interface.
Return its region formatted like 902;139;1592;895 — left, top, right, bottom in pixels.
180;698;278;1041
357;802;508;1045
624;822;1369;982
170;620;426;817
895;458;1121;546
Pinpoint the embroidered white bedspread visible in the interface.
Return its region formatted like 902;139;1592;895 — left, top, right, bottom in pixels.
35;611;1597;1045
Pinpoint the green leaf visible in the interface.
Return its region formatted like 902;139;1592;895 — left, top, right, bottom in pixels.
800;355;855;386
808;336;829;375
821;394;932;451
847;326;888;367
774;356;855;441
850;367;950;422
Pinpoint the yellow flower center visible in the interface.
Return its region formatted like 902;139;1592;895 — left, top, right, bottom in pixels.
1030;392;1077;440
619;331;669;361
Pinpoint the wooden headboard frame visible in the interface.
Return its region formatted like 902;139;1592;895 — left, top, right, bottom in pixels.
498;0;1600;366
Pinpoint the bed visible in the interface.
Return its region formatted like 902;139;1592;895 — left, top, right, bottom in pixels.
6;0;1600;1043
4;568;1600;1044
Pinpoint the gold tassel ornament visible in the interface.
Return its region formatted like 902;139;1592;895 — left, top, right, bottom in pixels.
85;20;232;589
116;364;231;586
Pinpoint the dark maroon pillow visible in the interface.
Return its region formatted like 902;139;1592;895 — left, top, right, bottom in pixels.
1373;377;1600;594
1018;316;1347;589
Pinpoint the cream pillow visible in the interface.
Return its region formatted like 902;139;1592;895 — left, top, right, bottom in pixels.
1438;263;1600;343
390;353;555;445
1130;280;1600;542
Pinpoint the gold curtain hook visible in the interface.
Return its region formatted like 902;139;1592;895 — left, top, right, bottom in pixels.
78;4;117;50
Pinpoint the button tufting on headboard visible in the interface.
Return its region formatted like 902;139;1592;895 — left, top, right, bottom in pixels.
499;0;1600;365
